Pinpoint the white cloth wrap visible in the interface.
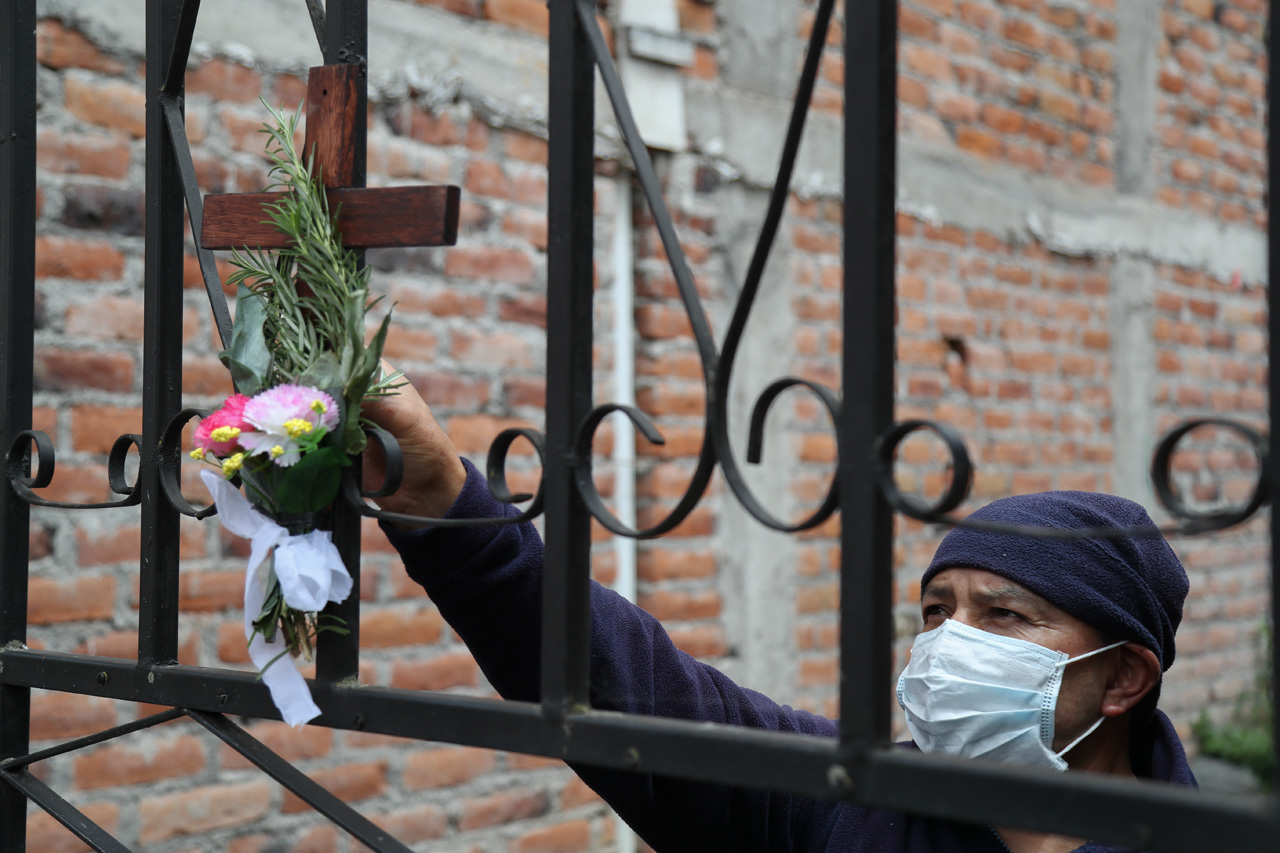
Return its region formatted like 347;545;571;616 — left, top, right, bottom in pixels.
200;470;353;727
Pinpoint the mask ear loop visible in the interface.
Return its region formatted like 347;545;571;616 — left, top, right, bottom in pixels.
1051;639;1130;760
1054;715;1107;759
1054;638;1130;669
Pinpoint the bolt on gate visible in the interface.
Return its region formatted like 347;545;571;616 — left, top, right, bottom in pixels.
1;0;1279;850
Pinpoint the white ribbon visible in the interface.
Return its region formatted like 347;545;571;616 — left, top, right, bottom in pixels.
200;470;352;727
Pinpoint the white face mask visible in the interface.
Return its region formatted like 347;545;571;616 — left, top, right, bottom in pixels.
896;619;1127;772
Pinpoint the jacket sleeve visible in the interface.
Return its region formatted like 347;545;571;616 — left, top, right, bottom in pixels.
382;459;838;852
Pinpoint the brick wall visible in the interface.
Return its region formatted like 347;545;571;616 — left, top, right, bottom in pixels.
14;0;1272;848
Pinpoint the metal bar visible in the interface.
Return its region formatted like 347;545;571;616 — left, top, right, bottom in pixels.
138;0;187;667
0;708;185;771
0;651;1274;851
1269;0;1280;803
837;0;897;751
162;95;232;348
542;0;596;719
0;770;131;853
314;0;369;685
0;2;37;848
162;0;202;96
305;0;327;53
186;711;412;852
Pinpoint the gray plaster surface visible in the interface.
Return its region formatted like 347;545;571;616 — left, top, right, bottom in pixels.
714;183;801;701
1109;256;1158;509
36;0;622;145
1115;0;1162;196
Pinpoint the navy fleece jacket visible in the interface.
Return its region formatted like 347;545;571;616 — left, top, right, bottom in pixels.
383;461;1197;853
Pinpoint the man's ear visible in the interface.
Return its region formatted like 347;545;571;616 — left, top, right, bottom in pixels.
1100;644;1162;717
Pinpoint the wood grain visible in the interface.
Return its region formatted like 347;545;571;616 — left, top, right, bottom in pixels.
303;64;358;188
200;186;461;250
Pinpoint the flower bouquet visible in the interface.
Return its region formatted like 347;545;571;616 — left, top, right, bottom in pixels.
193;103;399;726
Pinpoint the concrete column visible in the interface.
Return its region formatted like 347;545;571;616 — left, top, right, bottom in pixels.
714;183;800;700
1110;256;1157;507
1115;0;1163;196
1110;1;1163;508
717;0;803;99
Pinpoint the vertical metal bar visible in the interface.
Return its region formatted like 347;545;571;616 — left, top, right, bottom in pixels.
138;0;186;667
838;0;898;751
1268;1;1280;803
315;0;368;684
542;0;596;719
0;4;37;847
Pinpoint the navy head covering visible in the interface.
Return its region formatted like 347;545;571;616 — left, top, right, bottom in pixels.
922;491;1189;674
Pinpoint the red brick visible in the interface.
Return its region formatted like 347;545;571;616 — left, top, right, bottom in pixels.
37;20;123;73
670;625;728;657
451;328;535;368
35;236;124;281
182;355;235;397
38;130;131;178
511;820;592;853
448;414;538;454
381;325;439;362
956;126;1002;158
187;59;261;103
391;651;479;691
29;575;114;627
678;0;717;32
28;804;119;853
361;607;444;647
445;247;535;284
219;721;332;770
504;208;550;250
637;589;721;621
370;805;449;843
140;780;273;843
176;570;243;612
64;296;144;342
30;691;117;740
74;735;205;789
404;746;496;789
635;548;716;581
282;762;386;813
459;790;547;831
69;405;142;454
65;77;146;137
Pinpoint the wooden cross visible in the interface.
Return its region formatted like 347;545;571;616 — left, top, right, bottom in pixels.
201;65;459;251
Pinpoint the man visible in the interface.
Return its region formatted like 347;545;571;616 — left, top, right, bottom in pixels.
364;381;1196;853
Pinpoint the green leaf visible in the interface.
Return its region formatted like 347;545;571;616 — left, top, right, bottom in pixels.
219;283;273;395
275;447;350;513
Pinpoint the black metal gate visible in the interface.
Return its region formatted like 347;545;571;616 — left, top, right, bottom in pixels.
1;0;1277;850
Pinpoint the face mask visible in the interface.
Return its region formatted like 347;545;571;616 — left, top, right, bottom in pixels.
896;619;1127;772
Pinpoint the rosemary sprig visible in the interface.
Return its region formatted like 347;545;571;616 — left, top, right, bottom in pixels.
225;102;400;455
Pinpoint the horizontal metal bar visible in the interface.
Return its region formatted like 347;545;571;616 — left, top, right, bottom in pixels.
0;707;185;771
1;769;131;853
186;710;412;853
2;649;1275;851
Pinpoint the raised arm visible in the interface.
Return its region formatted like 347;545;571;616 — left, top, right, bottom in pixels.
364;378;839;851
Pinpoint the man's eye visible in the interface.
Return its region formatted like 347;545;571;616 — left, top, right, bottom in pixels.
992;608;1024;621
922;604;947;619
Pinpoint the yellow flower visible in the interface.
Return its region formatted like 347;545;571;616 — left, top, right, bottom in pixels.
270;445;285;458
190;448;205;461
210;426;241;443
283;418;314;439
310;399;328;415
221;453;245;478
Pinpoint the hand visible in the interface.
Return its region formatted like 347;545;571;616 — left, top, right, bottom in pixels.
360;365;467;524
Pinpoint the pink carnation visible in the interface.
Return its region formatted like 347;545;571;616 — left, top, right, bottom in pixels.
194;393;253;456
239;385;339;467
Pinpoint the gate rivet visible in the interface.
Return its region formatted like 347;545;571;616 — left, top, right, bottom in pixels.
353;714;365;730
217;690;228;705
147;672;155;684
96;672;108;685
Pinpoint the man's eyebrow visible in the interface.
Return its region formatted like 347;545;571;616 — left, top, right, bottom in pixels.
920;581;950;602
971;585;1046;609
